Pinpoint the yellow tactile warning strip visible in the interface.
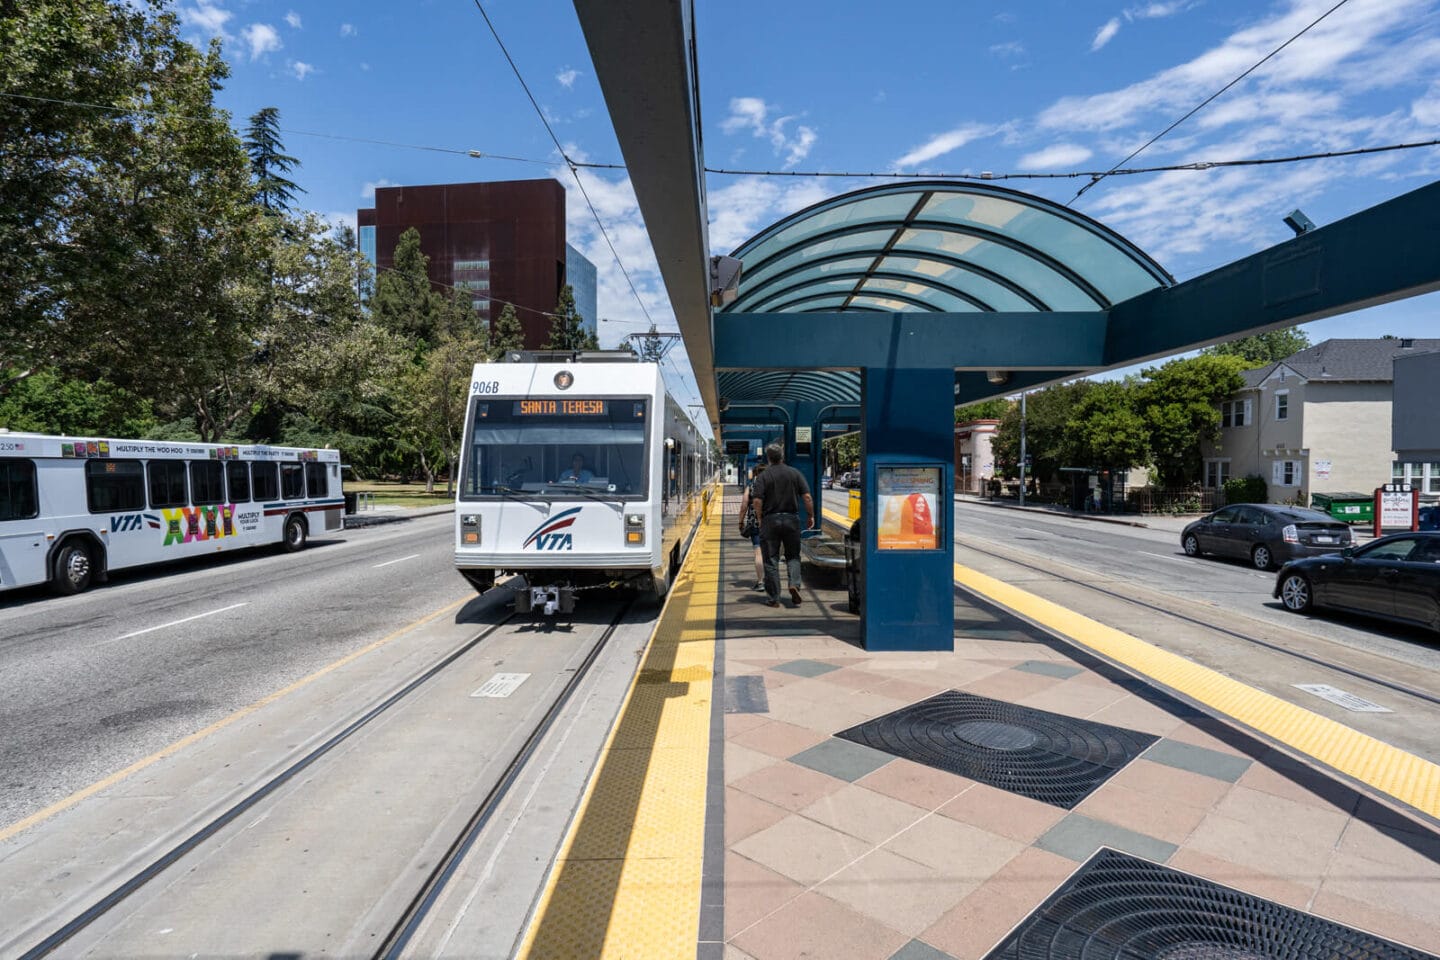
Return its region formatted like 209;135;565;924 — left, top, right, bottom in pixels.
819;507;1440;819
517;494;722;959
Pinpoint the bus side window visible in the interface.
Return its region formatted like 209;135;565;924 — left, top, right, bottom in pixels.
85;460;145;513
252;463;279;501
148;461;187;509
0;459;39;521
190;460;225;506
280;463;305;500
226;461;251;503
305;462;327;498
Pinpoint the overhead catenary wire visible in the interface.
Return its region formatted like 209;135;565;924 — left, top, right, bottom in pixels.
1066;0;1355;205
469;0;657;331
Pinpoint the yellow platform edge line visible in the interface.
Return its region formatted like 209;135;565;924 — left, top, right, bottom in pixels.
819;507;1440;819
517;489;722;960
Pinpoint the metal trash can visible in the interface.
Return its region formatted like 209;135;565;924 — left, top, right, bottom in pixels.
343;491;358;515
843;518;863;615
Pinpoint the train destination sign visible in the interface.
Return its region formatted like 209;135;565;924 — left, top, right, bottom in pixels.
514;399;609;416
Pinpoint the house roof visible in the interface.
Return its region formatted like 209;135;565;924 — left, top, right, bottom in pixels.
1277;338;1440;382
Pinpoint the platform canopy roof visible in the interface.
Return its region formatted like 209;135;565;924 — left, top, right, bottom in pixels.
715;181;1172;407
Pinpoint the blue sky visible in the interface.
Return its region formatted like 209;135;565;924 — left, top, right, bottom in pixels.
181;0;1440;409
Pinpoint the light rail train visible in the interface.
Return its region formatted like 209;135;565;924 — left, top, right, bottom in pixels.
454;352;711;614
0;432;343;595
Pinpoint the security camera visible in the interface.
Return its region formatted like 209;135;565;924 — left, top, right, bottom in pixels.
710;255;743;307
986;370;1010;385
718;396;731;412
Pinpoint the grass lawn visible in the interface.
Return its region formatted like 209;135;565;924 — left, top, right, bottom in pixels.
346;480;454;507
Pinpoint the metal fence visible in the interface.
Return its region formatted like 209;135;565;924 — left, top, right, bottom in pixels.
1126;487;1217;515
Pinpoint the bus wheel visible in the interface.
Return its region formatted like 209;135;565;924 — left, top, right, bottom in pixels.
282;515;308;552
52;542;94;595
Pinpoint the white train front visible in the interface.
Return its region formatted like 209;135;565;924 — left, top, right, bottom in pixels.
453;353;709;613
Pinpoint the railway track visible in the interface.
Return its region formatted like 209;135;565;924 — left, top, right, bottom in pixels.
18;596;636;959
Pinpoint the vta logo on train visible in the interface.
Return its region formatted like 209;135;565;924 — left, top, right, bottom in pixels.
523;507;581;551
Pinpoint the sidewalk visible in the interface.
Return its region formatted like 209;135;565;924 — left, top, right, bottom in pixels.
955;492;1195;534
342;501;454;528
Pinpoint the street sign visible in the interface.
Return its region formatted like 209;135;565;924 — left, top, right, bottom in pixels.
1374;485;1418;536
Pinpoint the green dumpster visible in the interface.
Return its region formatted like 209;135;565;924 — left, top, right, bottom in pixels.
1311;492;1373;524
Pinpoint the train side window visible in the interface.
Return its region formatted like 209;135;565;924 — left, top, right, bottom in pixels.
0;459;39;521
148;461;187;509
304;462;327;498
85;459;145;513
280;462;305;500
252;462;279;501
190;460;225;506
226;461;251;502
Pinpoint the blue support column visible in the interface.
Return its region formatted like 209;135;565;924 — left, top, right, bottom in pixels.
791;401;825;528
861;367;955;652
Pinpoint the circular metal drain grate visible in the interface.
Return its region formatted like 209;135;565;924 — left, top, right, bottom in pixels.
954;720;1040;751
835;691;1158;808
986;850;1437;960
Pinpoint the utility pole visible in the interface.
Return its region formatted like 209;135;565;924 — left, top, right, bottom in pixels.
1019;391;1028;507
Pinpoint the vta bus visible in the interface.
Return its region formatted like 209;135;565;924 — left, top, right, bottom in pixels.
454;351;712;614
0;432;344;596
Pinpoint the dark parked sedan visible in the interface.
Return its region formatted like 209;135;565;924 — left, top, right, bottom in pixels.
1181;503;1354;571
1274;532;1440;633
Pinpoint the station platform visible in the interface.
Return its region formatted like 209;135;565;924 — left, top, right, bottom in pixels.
516;489;1440;959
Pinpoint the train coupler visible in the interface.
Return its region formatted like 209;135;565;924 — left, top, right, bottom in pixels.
518;584;576;616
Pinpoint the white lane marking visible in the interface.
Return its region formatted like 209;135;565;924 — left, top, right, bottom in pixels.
1140;550;1197;564
98;603;249;645
372;553;421;569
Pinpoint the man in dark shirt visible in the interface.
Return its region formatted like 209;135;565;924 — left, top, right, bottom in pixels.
750;442;815;607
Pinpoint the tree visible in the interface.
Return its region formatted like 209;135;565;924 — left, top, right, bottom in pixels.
1134;355;1249;487
543;284;598;350
1068;380;1149;471
992;382;1091;480
0;369;156;437
491;303;526;355
372;227;444;345
1;0;246;394
243;107;304;214
397;289;488;493
955;398;1010;422
1203;329;1310;367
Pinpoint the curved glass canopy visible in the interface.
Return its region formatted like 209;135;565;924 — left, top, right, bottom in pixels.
721;181;1171;316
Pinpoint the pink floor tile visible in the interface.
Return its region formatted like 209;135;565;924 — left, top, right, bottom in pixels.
921;847;1078;960
729;720;828;759
938;782;1067;844
725;787;792;846
858;759;976;811
729;890;910;960
731;761;846;813
725;850;806;937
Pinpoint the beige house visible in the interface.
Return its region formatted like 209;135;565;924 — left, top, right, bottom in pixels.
954;420;1000;494
1203;338;1440;505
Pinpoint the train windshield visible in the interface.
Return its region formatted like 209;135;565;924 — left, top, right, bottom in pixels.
461;397;648;499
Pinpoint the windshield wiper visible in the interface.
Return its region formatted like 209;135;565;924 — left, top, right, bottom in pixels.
541;485;624;503
477;483;534;501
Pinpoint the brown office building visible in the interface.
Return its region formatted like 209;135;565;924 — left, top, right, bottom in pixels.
358;178;594;348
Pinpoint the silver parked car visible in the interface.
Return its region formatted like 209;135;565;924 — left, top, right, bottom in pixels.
1181;504;1354;571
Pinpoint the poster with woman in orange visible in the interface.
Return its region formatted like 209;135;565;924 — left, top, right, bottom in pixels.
876;467;940;549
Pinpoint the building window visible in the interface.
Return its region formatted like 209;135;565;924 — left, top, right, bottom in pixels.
1275;390;1289;421
358;225;376;266
1392;461;1440;494
1204;460;1231;489
1271;460;1300;487
1220;399;1251;428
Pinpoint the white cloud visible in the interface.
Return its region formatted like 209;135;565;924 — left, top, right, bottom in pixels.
990;41;1026;58
1127;1;1192;19
361;179;394;201
325;211;357;234
241;23;281;60
360;61;371;71
720;97;819;168
291;61;315;81
556;68;580;89
180;2;232;38
1018;143;1094;170
284;11;301;29
1413;82;1440;125
1092;18;1122;51
340;23;356;37
892;123;1002;169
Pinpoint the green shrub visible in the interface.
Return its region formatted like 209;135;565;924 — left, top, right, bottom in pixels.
1223;474;1267;505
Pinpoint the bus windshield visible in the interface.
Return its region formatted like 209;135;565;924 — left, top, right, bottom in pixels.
461;397;648;499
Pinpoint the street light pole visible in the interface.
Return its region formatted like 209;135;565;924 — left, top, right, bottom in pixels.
1019;391;1028;507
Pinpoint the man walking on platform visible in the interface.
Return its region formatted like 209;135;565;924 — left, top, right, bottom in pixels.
750;443;815;608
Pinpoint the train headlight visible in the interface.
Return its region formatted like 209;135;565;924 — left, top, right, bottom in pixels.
625;513;645;546
462;514;481;545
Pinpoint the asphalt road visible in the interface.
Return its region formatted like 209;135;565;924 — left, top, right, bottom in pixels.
951;499;1440;676
0;512;467;829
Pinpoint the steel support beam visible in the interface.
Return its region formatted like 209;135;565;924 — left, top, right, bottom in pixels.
715;312;1107;370
571;0;717;420
1107;179;1440;366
